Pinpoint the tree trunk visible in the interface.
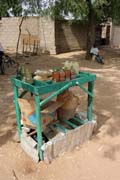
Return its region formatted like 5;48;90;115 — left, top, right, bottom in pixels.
85;0;96;60
16;17;24;59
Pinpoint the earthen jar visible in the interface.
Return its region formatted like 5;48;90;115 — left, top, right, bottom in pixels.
60;70;65;81
64;70;71;80
70;70;76;79
52;71;60;82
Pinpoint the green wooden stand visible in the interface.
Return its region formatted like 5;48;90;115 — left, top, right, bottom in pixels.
11;71;96;161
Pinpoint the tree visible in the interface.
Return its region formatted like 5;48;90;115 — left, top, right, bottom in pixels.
0;0;120;59
16;16;25;59
0;0;26;59
23;0;120;59
0;0;22;17
44;0;111;59
111;0;120;25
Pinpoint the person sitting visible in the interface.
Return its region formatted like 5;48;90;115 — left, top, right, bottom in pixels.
0;42;4;74
90;44;104;64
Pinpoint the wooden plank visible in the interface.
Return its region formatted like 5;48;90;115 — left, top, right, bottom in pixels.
87;81;94;121
11;78;35;94
14;85;21;141
33;79;53;86
64;120;78;129
40;82;72;107
42;101;66;113
41;141;53;164
22;131;37;148
21;136;39;163
37;75;96;95
77;84;93;97
35;95;43;161
42;121;96;164
19;90;28;98
27;130;36;137
72;117;85;125
54;123;68;133
52;133;66;158
11;72;96;96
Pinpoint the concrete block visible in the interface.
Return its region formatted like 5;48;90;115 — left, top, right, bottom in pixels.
21;137;39;163
42;118;96;164
20;111;96;163
21;131;37;148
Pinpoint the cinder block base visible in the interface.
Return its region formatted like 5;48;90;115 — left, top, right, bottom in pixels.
20;112;97;163
42;120;96;164
21;130;39;163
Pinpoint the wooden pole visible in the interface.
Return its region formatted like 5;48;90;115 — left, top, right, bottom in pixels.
35;95;43;161
13;85;21;140
16;17;25;59
87;81;94;121
40;82;72;107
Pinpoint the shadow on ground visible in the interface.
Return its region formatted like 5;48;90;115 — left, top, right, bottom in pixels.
0;48;120;152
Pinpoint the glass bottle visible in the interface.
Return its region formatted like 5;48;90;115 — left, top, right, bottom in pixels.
25;68;33;84
21;65;26;81
16;65;22;80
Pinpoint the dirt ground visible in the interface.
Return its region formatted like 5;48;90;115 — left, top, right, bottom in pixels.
0;47;120;180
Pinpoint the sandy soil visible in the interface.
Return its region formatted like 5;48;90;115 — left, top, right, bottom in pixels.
0;47;120;180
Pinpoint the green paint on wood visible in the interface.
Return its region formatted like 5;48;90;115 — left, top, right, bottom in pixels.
11;78;35;94
13;86;21;140
11;71;96;161
19;90;28;98
87;81;94;121
35;95;43;161
72;117;85;125
54;123;68;133
40;82;72;107
64;120;78;129
77;84;93;97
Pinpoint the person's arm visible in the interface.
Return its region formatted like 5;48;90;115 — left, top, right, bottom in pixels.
90;47;94;54
95;48;99;55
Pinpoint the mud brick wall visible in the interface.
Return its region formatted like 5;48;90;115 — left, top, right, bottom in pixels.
39;17;56;54
0;17;20;52
0;17;88;54
111;25;120;48
0;17;56;54
55;20;87;53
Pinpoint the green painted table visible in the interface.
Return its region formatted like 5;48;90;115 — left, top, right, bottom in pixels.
11;71;96;161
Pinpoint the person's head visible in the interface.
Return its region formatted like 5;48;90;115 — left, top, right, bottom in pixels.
93;43;97;48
